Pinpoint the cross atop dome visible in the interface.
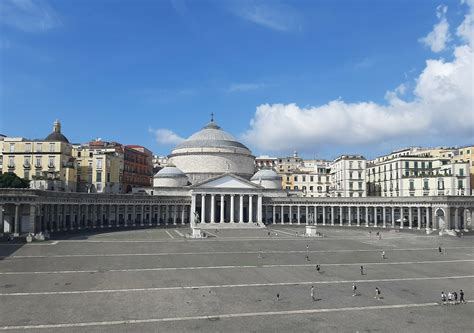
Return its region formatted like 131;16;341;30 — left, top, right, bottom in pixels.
210;112;214;122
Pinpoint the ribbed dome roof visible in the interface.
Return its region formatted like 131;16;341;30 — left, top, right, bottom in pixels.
251;169;281;181
45;132;69;143
154;166;187;178
174;121;250;151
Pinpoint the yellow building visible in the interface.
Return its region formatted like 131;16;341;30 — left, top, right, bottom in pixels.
452;145;474;195
1;120;76;191
73;140;124;193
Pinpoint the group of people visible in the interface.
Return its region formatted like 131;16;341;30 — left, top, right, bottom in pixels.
441;290;466;305
352;284;381;299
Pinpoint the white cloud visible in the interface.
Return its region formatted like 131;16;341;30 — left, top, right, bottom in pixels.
228;0;301;32
242;4;473;153
227;82;264;93
419;5;450;52
150;129;185;146
0;0;61;33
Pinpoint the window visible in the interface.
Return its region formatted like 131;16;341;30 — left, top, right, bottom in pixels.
318;176;321;182
294;186;298;190
317;186;322;192
438;178;444;190
48;156;55;168
96;171;102;182
8;156;14;168
49;143;55;152
349;172;353;179
458;180;463;189
77;152;81;157
423;179;429;190
460;168;464;176
96;158;103;169
107;172;111;182
409;180;415;190
25;143;31;152
97;183;102;192
310;176;314;182
286;176;290;182
9;143;15;153
24;156;30;167
302;176;306;182
349;182;353;189
414;162;418;169
358;161;362;169
35;157;41;167
36;143;42;152
24;170;29;180
89;152;93;158
349;161;353;169
358;172;362;179
358;182;362;189
294;176;298;182
405;161;409;169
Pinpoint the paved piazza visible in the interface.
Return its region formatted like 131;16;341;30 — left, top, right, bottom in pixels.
0;226;473;332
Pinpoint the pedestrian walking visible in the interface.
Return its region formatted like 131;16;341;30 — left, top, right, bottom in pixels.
352;283;357;296
258;250;263;259
375;287;381;299
441;291;447;305
306;244;309;251
438;246;442;253
276;293;280;301
453;291;458;304
316;264;321;273
381;251;386;259
311;286;315;301
360;265;364;275
305;255;310;261
460;289;466;304
268;231;271;237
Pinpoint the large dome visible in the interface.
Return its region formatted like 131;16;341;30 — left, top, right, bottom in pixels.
169;119;255;184
153;166;188;187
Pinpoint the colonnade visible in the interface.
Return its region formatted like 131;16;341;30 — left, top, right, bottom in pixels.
263;204;472;231
0;202;190;235
191;193;263;224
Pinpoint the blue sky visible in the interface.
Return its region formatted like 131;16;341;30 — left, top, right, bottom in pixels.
1;0;472;160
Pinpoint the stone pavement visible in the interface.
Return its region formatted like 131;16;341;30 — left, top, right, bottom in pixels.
0;226;473;332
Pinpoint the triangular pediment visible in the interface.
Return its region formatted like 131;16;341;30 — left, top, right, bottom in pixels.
192;174;262;189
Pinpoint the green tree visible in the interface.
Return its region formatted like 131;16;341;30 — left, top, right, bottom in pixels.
0;173;30;188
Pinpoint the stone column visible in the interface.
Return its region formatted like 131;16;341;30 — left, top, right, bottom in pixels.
249;195;253;223
191;194;196;225
220;194;225;223
288;205;292;224
29;205;36;234
455;207;460;231
382;207;386;228
425;207;430;229
297;205;301;224
100;205;105;228
230;195;235;223
140;205;145;226
400;207;404;229
417;207;421;229
210;194;215;223
357;206;360;226
85;204;89;229
281;205;284;224
322;206;326;225
408;207;413;229
13;204;21;235
331;206;335;226
201;194;206;223
272;205;276;224
348;206;352;226
365;206;369;227
173;205;177;225
391;207;395;228
374;207;378;227
257;196;263;223
239;195;244;223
